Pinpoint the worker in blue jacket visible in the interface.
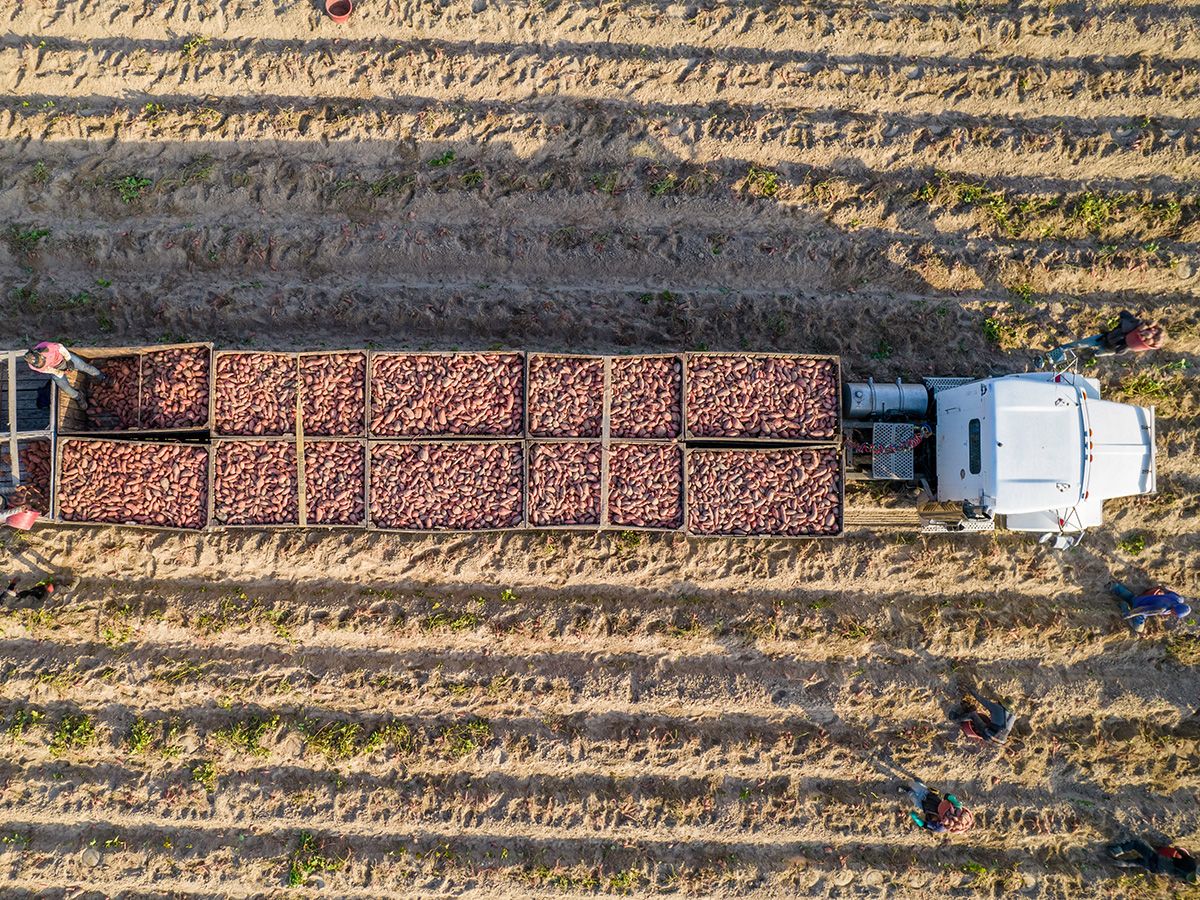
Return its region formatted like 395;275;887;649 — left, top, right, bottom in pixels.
1109;583;1192;634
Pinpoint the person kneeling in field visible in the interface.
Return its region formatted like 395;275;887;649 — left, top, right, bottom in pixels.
1109;582;1192;635
957;686;1017;746
1108;839;1198;884
900;782;974;834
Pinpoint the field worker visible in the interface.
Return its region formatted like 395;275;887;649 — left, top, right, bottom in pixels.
900;782;974;834
958;687;1017;746
1109;582;1192;635
1099;311;1165;355
1109;839;1198;884
1046;310;1165;365
3;578;56;603
23;341;105;403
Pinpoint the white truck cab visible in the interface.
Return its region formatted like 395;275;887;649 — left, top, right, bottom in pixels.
934;373;1156;535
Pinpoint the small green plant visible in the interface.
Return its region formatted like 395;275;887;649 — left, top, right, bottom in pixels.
126;717;155;755
744;166;780;198
182;35;210;56
5;708;45;741
441;719;492;757
0;832;30;850
101;604;135;647
1007;282;1034;304
460;169;484;188
615;531;642;553
836;617;871;641
422;603;480;632
192;760;218;793
362;721;416;755
870;338;893;360
1117;533;1146;555
30;161;50;184
112;175;153;204
428;150;456;167
7;225;50;257
1119;362;1185;406
50;714;96;756
1073;192;1118;234
591;171;620;195
141;102;166;122
649;173;678;196
304;721;361;761
1166;634;1200;667
211;715;279;757
369;172;413;196
287;832;345;887
606;869;644;894
981;316;1015;347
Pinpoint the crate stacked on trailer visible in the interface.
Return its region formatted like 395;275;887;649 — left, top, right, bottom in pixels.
368;352;525;532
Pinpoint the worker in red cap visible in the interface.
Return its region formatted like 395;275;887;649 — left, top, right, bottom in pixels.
23;341;105;405
1046;310;1165;366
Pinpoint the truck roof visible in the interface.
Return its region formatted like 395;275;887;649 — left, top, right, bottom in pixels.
936;373;1156;518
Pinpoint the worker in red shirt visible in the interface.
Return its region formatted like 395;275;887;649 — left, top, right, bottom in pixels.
23;341;104;404
1046;310;1165;366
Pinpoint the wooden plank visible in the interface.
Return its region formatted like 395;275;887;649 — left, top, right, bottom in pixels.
6;353;19;484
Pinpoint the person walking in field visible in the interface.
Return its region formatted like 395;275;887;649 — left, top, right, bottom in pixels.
900;781;974;834
958;686;1017;746
23;341;105;404
1108;839;1198;884
1109;582;1192;635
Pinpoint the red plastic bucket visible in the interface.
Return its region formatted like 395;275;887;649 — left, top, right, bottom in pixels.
4;510;40;530
326;0;352;22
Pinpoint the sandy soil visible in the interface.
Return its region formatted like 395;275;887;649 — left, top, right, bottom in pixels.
1;0;1199;896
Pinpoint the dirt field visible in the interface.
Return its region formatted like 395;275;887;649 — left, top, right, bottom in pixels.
2;0;1200;897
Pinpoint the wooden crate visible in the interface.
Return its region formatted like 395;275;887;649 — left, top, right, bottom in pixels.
210;437;300;527
54;436;211;531
55;343;213;435
0;437;54;517
605;440;685;532
367;439;526;532
683;443;845;538
525;439;604;530
684;352;842;443
607;353;685;441
298;350;368;438
211;350;299;438
525;353;606;439
368;351;525;439
302;438;367;529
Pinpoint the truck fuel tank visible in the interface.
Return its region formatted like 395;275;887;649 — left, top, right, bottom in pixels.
843;378;929;420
